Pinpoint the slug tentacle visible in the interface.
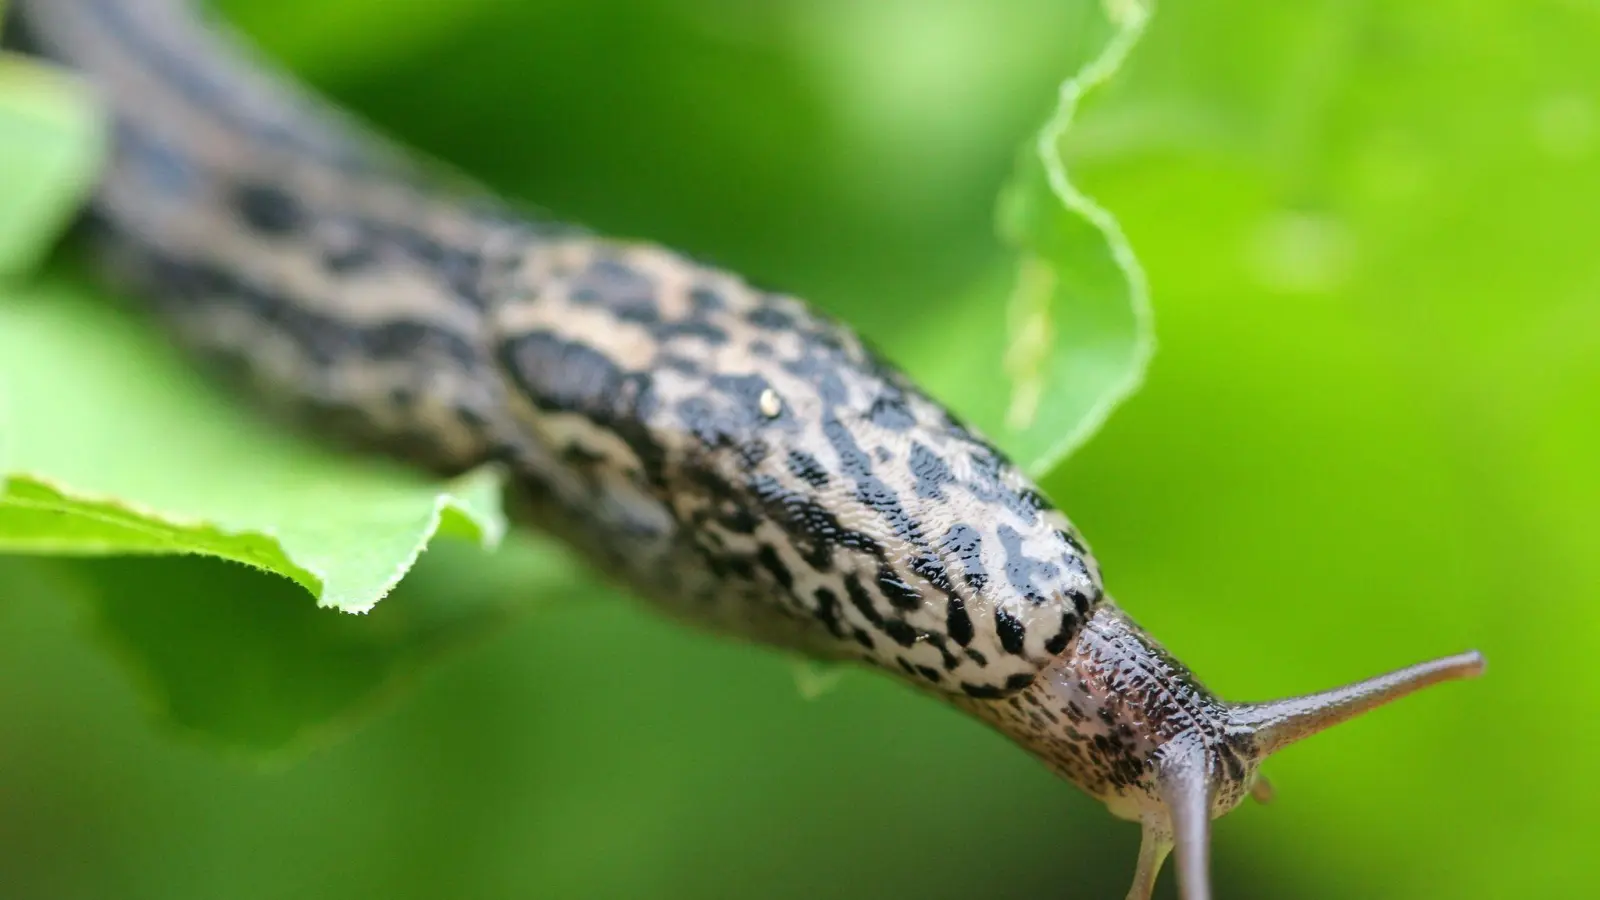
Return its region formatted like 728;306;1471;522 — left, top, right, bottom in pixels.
1229;650;1488;757
1152;738;1215;900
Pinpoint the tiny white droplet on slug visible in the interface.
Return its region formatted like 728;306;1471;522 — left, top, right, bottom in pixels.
759;388;783;418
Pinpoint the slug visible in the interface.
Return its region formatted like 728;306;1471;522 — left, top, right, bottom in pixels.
4;1;1486;897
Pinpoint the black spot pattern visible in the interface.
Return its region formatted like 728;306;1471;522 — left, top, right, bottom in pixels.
785;450;830;489
867;392;916;431
909;442;955;500
876;566;924;612
232;182;304;236
995;608;1027;655
500;331;628;420
996;523;1059;605
39;0;1115;762
945;596;975;646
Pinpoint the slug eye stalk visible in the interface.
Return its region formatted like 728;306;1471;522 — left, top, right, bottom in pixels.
1133;650;1488;900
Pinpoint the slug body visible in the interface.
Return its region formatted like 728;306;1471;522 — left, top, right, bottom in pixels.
7;2;1485;897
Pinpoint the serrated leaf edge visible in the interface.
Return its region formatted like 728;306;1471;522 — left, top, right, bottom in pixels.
1005;0;1158;481
1;464;509;615
340;465;508;615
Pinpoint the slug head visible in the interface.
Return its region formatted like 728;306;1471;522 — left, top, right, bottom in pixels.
957;604;1485;900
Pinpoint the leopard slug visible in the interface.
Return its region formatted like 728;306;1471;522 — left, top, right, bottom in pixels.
6;1;1486;897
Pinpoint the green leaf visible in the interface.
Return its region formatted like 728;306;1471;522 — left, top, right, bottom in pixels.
214;0;511;83
904;0;1155;480
0;54;107;276
0;277;576;753
49;536;579;756
0;282;509;611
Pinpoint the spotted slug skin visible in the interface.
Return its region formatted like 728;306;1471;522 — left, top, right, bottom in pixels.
11;0;1117;711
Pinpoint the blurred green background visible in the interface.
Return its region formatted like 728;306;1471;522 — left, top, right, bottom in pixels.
2;0;1596;898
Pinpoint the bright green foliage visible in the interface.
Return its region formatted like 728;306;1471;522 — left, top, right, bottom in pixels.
0;283;508;611
0;55;104;274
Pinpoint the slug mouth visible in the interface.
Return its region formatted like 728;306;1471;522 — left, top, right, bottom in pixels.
1131;649;1487;900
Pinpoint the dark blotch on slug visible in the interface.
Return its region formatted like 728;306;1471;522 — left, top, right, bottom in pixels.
322;238;379;274
812;587;844;637
654;319;730;345
876;566;924;612
674;373;781;462
844;574;884;626
945;596;975;646
756;544;794;592
939;523;987;593
1005;673;1035;691
688;286;726;311
1055;527;1089;556
749;474;882;569
232;182;305;236
569;257;657;320
715;502;761;535
854;475;920;542
1044;610;1076;655
360;320;479;369
995;608;1027;655
560;442;607;468
963;447;1044;526
786;450;831;489
909;442;955;500
499;330;626;421
386;385;416;412
961;682;1006;700
711;374;780;424
883;619;920;648
822;414;872;477
745;305;795;331
657;353;702;375
908;553;956;595
867;392;917;431
996;523;1059;605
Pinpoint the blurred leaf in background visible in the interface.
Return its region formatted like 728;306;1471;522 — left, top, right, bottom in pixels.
0;52;102;274
0;1;1596;900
